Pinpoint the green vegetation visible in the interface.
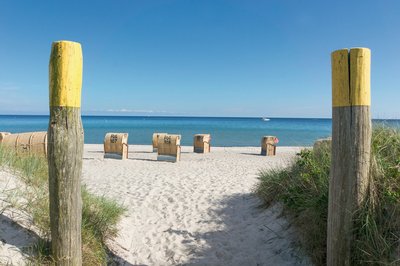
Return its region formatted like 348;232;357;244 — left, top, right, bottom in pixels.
255;126;400;265
0;146;126;265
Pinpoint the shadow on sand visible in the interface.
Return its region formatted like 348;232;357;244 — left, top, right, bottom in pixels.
0;214;40;263
128;158;157;162
0;214;140;265
240;152;264;156
167;193;309;266
107;247;139;266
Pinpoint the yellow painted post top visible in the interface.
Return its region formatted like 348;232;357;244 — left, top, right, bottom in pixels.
350;48;371;106
332;49;350;107
332;47;370;107
49;41;83;108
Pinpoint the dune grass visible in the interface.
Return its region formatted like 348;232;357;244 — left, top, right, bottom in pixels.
255;126;400;265
0;145;126;265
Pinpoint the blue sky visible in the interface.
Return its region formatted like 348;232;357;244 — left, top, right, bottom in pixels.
0;0;399;118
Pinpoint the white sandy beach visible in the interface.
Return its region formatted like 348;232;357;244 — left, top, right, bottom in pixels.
1;145;310;265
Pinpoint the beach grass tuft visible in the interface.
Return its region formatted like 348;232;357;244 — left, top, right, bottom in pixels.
0;146;126;265
255;125;400;265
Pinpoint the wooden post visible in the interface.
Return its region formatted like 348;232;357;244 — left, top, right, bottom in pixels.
48;41;83;265
327;48;371;265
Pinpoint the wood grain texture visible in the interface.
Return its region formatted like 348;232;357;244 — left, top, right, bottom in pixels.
48;107;83;265
48;40;83;265
327;48;371;265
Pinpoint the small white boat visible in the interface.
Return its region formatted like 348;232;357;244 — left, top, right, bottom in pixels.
262;117;270;121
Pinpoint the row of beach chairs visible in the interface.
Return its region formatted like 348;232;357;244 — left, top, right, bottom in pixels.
102;133;278;162
0;131;278;163
104;133;211;162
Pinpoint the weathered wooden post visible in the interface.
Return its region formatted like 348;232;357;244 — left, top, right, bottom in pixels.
327;48;371;265
48;41;83;265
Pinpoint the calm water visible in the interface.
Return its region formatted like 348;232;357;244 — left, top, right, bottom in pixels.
0;115;398;146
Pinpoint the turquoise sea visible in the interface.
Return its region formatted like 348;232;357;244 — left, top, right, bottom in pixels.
0;115;398;146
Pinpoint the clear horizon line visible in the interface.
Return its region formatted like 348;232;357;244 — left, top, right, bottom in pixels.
0;113;399;120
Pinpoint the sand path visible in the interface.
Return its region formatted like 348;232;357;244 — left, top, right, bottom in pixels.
82;145;310;265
